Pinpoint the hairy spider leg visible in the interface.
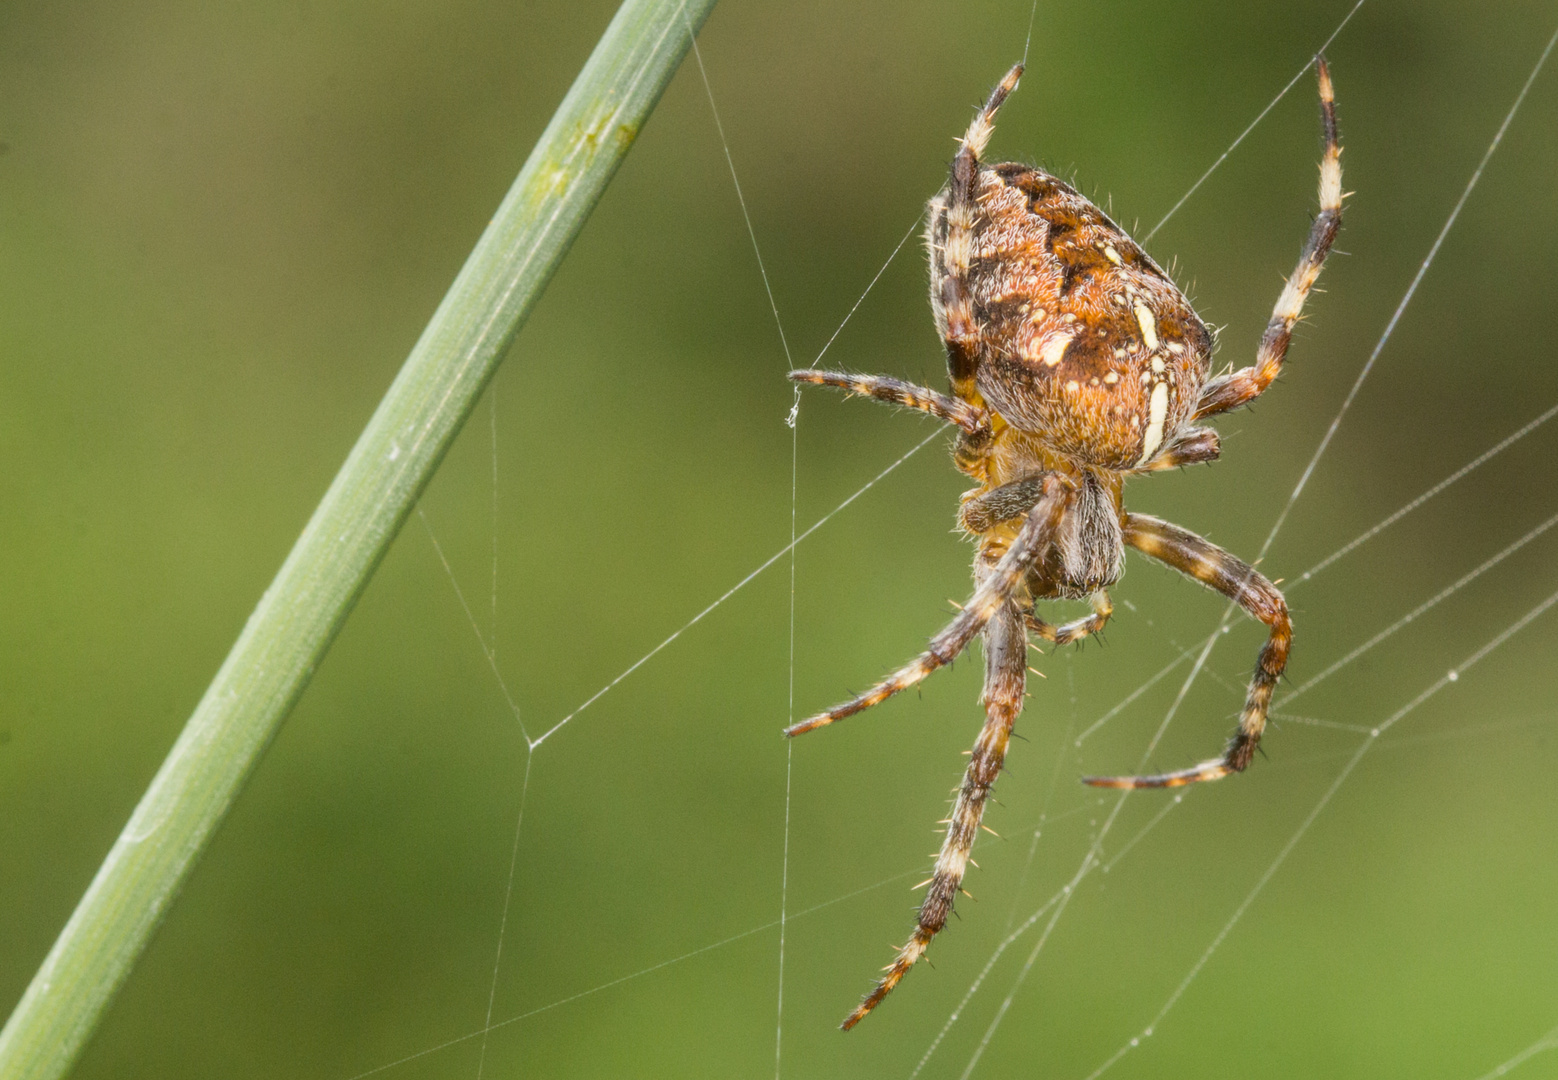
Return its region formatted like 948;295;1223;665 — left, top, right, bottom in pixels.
1137;426;1221;472
784;477;1068;737
1083;514;1291;789
1196;57;1344;420
939;62;1023;404
841;588;1028;1030
1027;590;1113;646
958;476;1050;534
787;369;990;435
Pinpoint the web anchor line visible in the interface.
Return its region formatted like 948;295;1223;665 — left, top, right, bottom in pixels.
339;865;922;1080
678;14;813;1074
417;508;529;744
1469;1022;1558;1080
526;426;942;749
1143;0;1365;243
474;754;531;1080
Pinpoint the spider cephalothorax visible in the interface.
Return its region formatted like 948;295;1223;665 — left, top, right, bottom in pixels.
787;59;1343;1028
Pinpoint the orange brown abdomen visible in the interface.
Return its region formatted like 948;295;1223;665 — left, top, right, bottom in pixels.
928;164;1213;470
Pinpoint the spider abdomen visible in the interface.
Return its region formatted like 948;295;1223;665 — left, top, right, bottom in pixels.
928;164;1213;470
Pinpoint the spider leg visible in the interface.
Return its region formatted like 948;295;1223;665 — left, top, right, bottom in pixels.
841;584;1028;1029
1083;514;1290;789
785;474;1068;738
1195;57;1343;420
957;476;1049;535
1135;426;1220;473
937;63;1023;401
1027;590;1113;646
788;370;989;435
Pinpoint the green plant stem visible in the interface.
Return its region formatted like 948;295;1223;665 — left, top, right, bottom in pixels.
0;2;717;1075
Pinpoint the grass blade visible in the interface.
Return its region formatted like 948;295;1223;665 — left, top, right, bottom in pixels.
0;1;717;1075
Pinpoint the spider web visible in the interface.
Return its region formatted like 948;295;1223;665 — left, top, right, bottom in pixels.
339;3;1558;1079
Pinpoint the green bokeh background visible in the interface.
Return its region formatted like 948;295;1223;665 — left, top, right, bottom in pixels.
4;1;1558;1077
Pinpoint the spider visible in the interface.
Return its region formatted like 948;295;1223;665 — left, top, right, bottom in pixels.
786;59;1343;1029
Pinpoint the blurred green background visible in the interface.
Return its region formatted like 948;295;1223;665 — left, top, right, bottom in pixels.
4;0;1558;1077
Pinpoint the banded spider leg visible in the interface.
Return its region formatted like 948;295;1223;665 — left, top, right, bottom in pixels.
785;479;1069;1029
1083;514;1291;788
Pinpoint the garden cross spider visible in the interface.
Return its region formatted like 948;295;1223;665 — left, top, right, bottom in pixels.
786;59;1343;1028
